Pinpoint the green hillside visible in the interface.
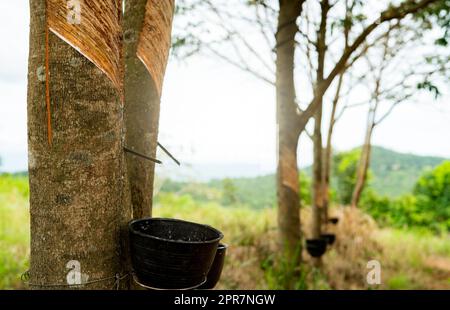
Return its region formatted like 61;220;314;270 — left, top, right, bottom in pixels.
369;146;446;197
158;146;447;208
209;175;276;209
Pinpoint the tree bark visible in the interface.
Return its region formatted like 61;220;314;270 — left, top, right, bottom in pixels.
124;0;160;219
28;0;125;289
311;102;323;240
311;0;329;242
124;0;175;219
322;72;344;221
275;0;304;263
351;113;375;208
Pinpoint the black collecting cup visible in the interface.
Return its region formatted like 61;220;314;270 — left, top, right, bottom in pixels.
199;243;228;289
306;238;327;258
320;233;336;245
129;218;223;289
328;217;339;224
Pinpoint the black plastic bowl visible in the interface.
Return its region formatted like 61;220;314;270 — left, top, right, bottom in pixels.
199;243;228;289
306;238;327;258
129;218;223;289
320;233;336;245
328;217;339;225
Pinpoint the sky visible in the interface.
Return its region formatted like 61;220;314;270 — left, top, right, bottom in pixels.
0;1;449;180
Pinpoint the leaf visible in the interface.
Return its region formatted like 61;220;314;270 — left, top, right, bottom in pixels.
417;80;441;99
435;37;448;46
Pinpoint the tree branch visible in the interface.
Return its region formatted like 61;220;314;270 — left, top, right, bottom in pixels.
297;0;439;131
205;45;275;85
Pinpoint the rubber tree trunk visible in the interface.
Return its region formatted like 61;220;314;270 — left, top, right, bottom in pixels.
311;102;323;240
322;119;333;222
123;0;160;219
28;0;125;289
322;73;344;221
311;0;328;245
351;111;375;207
275;0;303;264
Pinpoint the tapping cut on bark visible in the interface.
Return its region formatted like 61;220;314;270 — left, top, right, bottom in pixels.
28;0;125;289
47;0;123;91
124;0;176;219
137;0;175;95
275;0;305;265
44;0;123;146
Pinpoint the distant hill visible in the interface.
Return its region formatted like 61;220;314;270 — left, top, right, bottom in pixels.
368;146;446;197
159;146;447;208
208;175;276;209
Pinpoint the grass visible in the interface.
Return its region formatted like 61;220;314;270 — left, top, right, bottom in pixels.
373;228;450;289
0;175;29;289
0;175;449;289
387;275;413;289
154;193;274;247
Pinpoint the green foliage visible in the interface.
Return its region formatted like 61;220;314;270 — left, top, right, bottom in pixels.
214;175;276;209
417;80;441;98
415;0;450;45
299;171;311;207
314;146;444;199
221;178;238;206
361;161;450;232
413;161;450;229
0;175;30;289
332;148;366;204
159;147;446;211
157;180;222;204
361;191;425;229
160;171;312;210
366;146;445;197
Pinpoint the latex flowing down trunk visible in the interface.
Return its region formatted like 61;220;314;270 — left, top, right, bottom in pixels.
28;0;125;289
275;0;304;264
124;0;175;218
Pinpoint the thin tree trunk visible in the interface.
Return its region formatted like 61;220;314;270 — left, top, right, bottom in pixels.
351;108;375;208
124;0;160;219
28;0;124;289
275;0;304;264
311;0;329;245
311;102;324;268
311;102;323;240
322;72;344;221
351;28;391;208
